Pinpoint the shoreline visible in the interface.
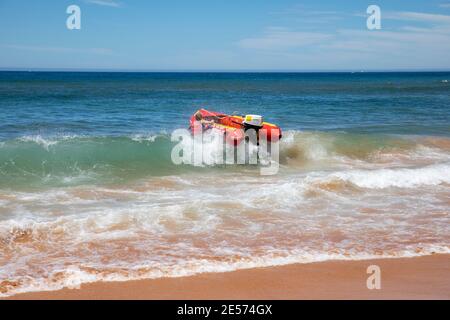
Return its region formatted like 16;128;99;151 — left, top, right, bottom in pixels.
6;254;450;300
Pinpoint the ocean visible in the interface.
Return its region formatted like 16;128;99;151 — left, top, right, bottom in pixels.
0;71;449;296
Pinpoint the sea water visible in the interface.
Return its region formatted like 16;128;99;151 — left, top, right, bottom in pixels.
0;71;449;296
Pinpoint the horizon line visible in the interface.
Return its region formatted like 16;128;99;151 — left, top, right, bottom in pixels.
2;68;450;73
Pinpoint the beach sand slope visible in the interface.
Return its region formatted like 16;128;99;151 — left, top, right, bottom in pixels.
7;254;450;300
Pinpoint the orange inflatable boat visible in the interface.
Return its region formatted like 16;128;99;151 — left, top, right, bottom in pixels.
189;109;282;145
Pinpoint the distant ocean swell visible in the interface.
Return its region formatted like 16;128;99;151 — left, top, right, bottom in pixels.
0;130;449;296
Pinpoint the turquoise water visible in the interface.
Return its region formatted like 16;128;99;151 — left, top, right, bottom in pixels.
0;72;449;296
1;71;449;188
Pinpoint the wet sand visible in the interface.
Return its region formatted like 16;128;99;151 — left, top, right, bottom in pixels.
7;254;450;300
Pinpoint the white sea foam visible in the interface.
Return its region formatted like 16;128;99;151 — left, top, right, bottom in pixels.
281;130;330;161
1;245;449;297
18;135;58;150
327;162;450;189
130;133;159;142
17;134;81;150
172;129;261;166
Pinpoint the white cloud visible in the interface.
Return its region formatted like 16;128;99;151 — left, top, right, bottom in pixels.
270;4;340;17
401;24;450;34
270;6;345;25
233;9;450;70
84;0;121;8
385;11;450;24
238;27;331;50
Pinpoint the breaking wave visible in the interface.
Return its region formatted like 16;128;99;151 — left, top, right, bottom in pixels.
318;162;450;189
1;131;450;189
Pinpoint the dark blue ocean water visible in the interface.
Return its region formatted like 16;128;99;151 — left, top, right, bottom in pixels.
1;71;449;139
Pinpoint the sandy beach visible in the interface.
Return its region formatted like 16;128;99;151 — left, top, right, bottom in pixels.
6;254;450;300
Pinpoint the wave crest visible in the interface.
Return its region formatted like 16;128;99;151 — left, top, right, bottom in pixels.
0;131;449;189
315;162;450;189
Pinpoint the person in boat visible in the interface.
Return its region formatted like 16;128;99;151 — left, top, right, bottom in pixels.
194;111;215;130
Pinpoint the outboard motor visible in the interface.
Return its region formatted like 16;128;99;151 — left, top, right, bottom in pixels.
242;114;263;131
242;115;264;148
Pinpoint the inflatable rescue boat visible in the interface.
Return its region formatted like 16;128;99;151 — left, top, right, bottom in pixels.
189;109;282;145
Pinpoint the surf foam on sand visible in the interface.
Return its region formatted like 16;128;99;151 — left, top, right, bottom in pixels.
0;132;449;296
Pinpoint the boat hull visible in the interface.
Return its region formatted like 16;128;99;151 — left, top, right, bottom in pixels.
189;109;282;145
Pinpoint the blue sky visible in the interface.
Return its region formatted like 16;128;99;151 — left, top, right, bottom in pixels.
1;0;450;70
